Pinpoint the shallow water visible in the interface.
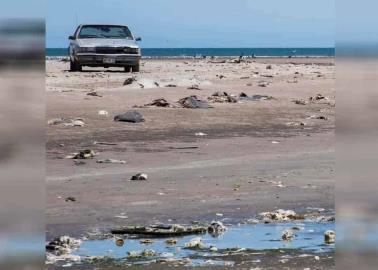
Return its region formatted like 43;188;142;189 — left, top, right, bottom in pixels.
70;221;334;265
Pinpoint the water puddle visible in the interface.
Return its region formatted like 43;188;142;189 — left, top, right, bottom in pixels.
59;221;334;267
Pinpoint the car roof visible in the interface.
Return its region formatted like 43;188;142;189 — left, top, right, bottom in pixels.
79;24;129;28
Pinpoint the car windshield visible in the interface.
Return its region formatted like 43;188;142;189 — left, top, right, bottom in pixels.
78;25;133;39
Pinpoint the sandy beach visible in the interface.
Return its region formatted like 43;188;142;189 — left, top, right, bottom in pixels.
46;57;335;269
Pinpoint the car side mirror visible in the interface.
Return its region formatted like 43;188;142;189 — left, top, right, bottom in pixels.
68;35;76;40
135;37;142;42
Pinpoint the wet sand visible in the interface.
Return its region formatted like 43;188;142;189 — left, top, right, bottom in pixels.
46;57;335;268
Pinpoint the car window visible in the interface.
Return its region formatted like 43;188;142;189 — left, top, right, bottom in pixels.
78;26;133;39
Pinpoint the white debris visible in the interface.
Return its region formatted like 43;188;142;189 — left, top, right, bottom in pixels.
185;237;205;249
98;110;109;116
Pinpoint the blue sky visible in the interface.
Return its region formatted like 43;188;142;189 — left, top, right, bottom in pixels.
46;0;335;48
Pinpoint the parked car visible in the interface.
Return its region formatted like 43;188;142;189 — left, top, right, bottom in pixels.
68;24;141;72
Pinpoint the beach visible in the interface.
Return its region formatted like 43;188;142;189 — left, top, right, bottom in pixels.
46;57;335;269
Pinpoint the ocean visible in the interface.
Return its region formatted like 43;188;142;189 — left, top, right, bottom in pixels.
46;48;334;58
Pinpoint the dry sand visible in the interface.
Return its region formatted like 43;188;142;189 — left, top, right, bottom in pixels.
46;57;335;262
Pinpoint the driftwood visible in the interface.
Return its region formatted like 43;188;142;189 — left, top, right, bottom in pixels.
111;224;207;236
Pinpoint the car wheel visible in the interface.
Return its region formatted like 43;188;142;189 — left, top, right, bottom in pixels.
70;59;82;72
132;62;140;73
124;66;132;73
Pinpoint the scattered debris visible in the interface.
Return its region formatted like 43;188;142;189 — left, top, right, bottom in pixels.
111;224;207;236
324;230;335;244
169;146;199;150
115;239;124;247
96;159;126;164
140;239;154;245
282;229;295;241
216;74;226;79
65;197;76;202
195;132;207;136
93;141;117;146
209;246;218;252
208;91;238;103
239;93;274;101
185;237;205;249
98;110;109;116
130;173;148;181
114;111;145;123
127;249;156;258
187;85;201;90
123;77;137;85
208;221;227;236
165;239;178;245
266;65;273;70
46;236;81;256
178;96;212;109
245;219;259;225
259;209;304;222
165;84;177;88
293;99;308;105
65;149;96;159
309;94;328;102
48;118;85;127
87;91;102;97
141;98;174;108
308;115;328;120
73;160;86;166
258;81;269;87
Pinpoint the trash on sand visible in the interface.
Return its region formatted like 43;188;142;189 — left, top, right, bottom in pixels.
46;236;82;255
239;93;274;101
195;132;207;136
169;146;199;150
216;74;226;79
114;111;145;123
123;77;137;85
188;85;201;90
130;173;148;181
139;98;175;108
324;230;335;244
282;229;295;241
309;94;328;102
293;99;308;105
208;91;238;103
308;115;328;120
65;149;96;159
165;84;177;88
98;110;109;116
96;159;126;164
65;197;76;202
93;141;117;146
178;96;212;109
74;160;86;166
258;81;270;87
87;91;102;97
259;209;304;222
111;224;207;236
185;237;205;249
48;118;85;127
208;221;227;236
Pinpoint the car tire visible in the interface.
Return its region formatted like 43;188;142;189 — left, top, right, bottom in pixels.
132;62;140;73
70;59;82;72
124;66;132;73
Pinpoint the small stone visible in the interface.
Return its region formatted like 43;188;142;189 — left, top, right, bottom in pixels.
130;173;148;181
324;230;335;244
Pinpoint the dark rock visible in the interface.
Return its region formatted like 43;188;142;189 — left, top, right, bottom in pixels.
178;96;212;109
114;111;145;123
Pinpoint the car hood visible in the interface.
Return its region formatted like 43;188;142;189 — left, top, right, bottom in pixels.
78;38;139;48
